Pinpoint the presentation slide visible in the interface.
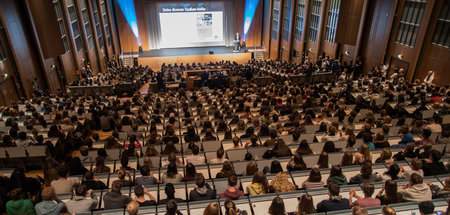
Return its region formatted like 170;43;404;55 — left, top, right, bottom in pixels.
158;2;225;48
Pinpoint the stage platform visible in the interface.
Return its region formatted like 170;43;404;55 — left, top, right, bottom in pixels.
125;46;258;70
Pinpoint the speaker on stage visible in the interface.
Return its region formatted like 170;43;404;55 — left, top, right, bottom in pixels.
139;46;143;53
209;51;214;55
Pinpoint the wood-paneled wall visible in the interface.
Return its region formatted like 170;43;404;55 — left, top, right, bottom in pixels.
0;0;43;98
0;0;120;105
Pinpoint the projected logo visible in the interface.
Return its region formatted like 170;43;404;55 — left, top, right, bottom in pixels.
243;0;260;40
117;0;140;45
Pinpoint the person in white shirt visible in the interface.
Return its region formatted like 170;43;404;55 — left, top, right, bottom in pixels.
424;118;442;133
423;71;434;85
185;144;205;165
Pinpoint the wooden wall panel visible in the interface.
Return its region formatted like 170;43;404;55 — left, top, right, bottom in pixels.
0;0;43;98
26;0;65;58
60;52;77;84
414;0;450;87
262;0;271;49
360;0;396;73
385;0;435;80
335;0;364;45
0;78;19;106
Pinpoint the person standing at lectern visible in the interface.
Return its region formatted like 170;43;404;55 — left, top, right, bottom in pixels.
234;33;241;52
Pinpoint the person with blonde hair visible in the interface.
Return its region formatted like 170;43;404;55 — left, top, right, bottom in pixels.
270;172;296;192
35;186;67;215
126;201;139;215
381;206;397;215
203;202;219;215
352;206;368;215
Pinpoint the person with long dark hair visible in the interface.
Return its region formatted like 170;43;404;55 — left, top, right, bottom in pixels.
349;161;381;184
327;165;347;186
162;163;183;184
376;179;403;205
268;196;286;215
287;154;307;171
302;168;324;190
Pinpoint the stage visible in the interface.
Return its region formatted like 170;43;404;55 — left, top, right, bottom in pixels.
125;46;256;70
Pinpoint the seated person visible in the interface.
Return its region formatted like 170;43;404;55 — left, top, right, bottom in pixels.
316;182;350;213
219;175;244;200
270;172;296;192
82;171;107;190
375;179;403;205
66;183;98;214
159;183;184;205
397;125;414;147
422;150;448;176
135;166;159;186
302;168;325;190
428;177;450;199
263;129;278;147
6;188;35;215
163;128;179;144
161;163;183;184
399;173;432;202
327;165;348;186
393;143;417;161
185;144;205;165
247;172;269;196
133;185;157;206
349;182;381;207
399;158;424;179
202;128;217;141
103;180;132;209
166;199;183;215
209;148;228;163
51;166;78;194
349;161;381;184
189;173;216;201
35;187;67;215
375;148;394;164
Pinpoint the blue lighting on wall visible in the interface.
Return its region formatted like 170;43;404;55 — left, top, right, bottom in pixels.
117;0;140;45
243;0;259;40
